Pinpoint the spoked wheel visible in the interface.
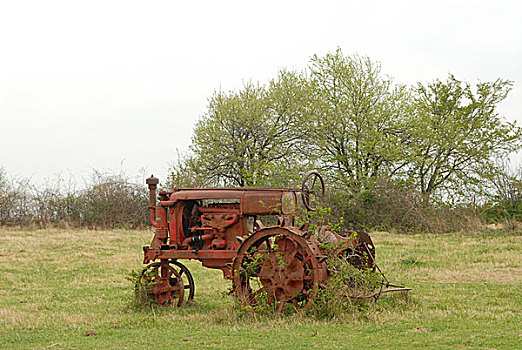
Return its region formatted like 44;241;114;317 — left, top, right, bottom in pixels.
169;260;195;302
301;171;325;211
139;261;185;306
334;231;376;270
232;227;322;311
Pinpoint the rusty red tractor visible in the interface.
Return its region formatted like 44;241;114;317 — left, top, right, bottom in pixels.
140;171;408;309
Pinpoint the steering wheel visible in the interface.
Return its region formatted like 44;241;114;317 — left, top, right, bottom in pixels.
301;171;325;211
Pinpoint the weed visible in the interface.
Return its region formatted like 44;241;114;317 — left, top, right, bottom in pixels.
400;257;425;267
126;269;159;310
306;252;383;319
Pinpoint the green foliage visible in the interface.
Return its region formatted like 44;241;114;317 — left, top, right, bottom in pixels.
235;228;386;318
166;150;210;188
308;269;382;319
482;161;522;222
400;257;425;267
307;241;384;319
169;49;521;221
126;269;159;310
295;202;345;232
328;179;482;233
482;201;522;223
239;246;267;277
188;70;314;187
308;49;413;189
409;75;522;199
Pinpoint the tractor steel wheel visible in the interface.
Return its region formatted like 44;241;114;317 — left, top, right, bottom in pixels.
232;227;321;310
301;171;325;211
139;261;185;306
169;260;195;302
334;231;376;270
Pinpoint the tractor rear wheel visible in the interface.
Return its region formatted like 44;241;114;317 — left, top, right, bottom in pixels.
232;227;322;311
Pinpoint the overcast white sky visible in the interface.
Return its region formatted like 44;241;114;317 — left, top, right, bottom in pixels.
1;0;521;185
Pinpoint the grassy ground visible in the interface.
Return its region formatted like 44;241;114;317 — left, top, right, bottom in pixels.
0;228;520;349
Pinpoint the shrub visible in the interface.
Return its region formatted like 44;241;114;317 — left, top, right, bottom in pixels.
328;179;482;233
0;168;148;229
80;170;148;229
481;162;522;223
307;252;382;319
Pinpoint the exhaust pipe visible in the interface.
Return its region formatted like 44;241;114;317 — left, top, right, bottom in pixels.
146;175;160;228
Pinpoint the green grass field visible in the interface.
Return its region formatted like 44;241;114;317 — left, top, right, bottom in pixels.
0;228;520;349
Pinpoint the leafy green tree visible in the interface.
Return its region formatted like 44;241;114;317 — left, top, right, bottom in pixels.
187;70;313;187
409;75;522;198
169;49;521;214
308;49;412;189
166;150;209;188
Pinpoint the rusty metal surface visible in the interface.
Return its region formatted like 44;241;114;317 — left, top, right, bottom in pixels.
165;190;297;216
349;286;413;299
140;173;409;307
232;227;324;307
301;171;325;211
140;261;184;306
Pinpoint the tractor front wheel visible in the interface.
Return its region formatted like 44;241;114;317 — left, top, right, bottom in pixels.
139;261;185;306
